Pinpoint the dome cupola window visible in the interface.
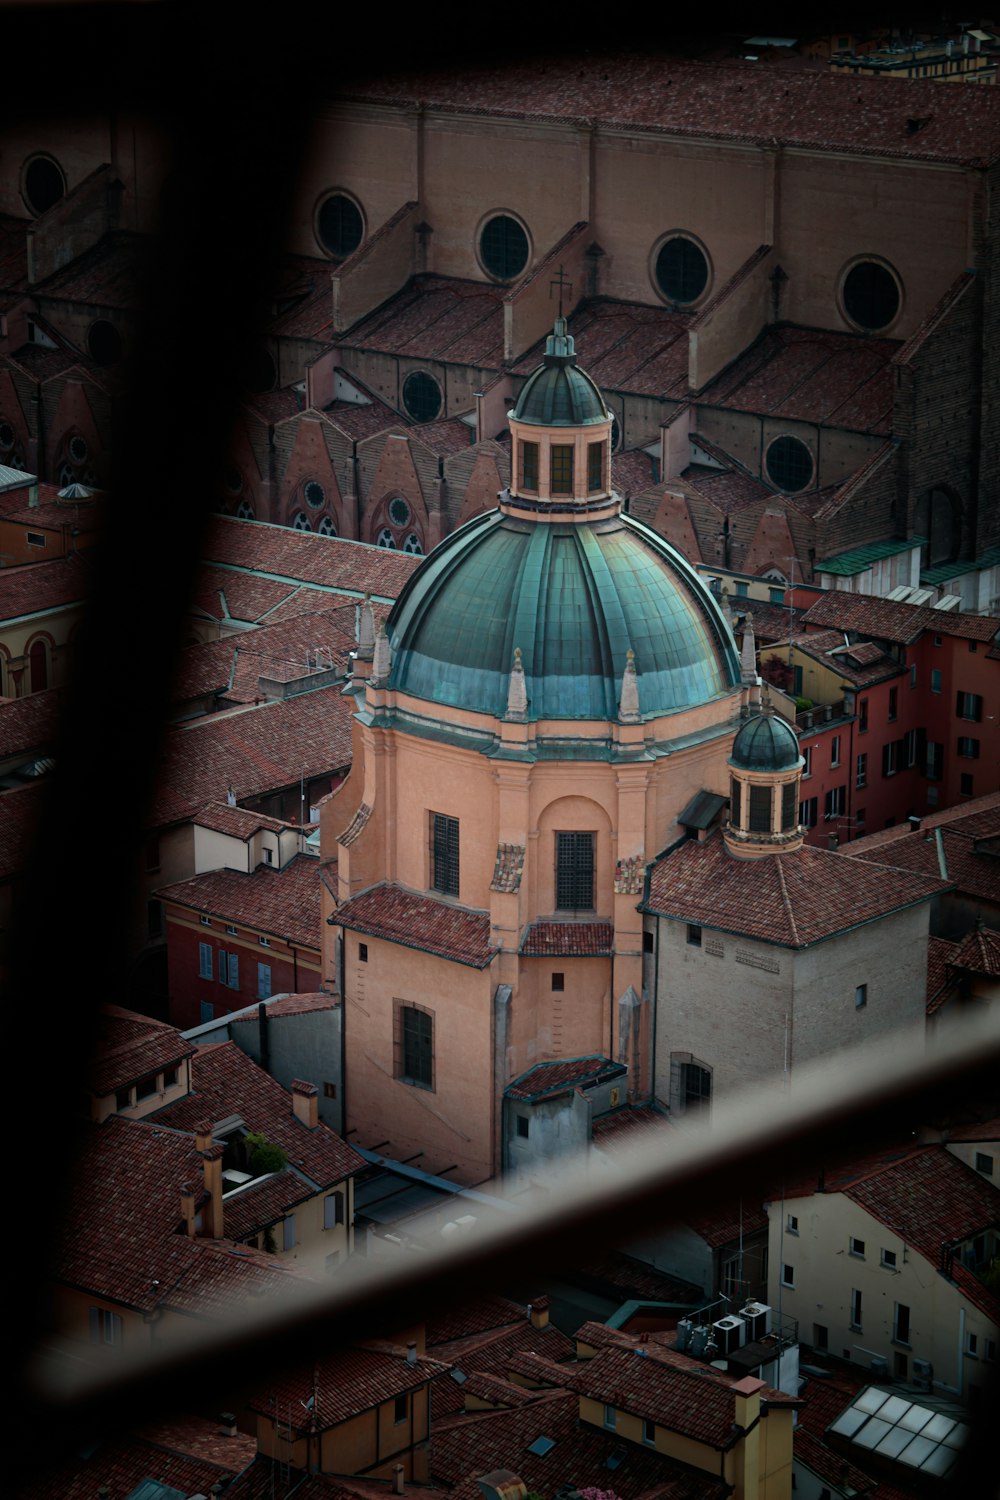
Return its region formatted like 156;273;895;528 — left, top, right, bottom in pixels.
724;705;805;858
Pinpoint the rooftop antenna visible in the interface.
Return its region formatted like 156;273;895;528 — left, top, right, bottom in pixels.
549;264;573;319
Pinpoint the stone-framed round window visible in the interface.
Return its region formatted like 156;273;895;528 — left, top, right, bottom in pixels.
840;258;901;332
304;480;326;509
87;320;122;367
68;434;89;465
388;496;411;527
292;512;312;531
402;371;442;423
0;420;14;453
317;515;337;536
403;533;423;554
765;435;814;494
315;192;364;259
653;233;711;306
22;154;65;216
478;213;530;282
376;527;397;549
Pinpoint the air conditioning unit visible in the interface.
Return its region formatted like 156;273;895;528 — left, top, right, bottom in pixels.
741;1303;772;1341
713;1315;747;1354
870;1355;889;1376
912;1357;933;1390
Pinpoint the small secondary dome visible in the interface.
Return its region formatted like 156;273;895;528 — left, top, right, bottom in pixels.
730;710;801;771
512;318;609;427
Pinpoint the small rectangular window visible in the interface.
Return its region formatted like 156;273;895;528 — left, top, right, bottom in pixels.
264;846;274;864
813;1324;828;1351
969;640;978;654
904;728;918;768
888;687;898;721
958;737;980;759
200;999;214;1024
931;669;942;693
769;586;784;605
587;440;605;493
226;924;238;937
556;830;594;911
749;783;771;832
227;952;239;990
974;1152;993;1176
394;1394;408;1423
856;753;867;788
200;915;211;927
859;699;868;732
966;1332;978;1357
398;1004;434;1090
910;663;917;689
116;1087;132;1110
855;984;867;1010
282;1215;296;1251
519;440;539;492
643;1418;656;1445
787;1214;799;1234
603;1404;617;1431
359;942;368;962
849;1237;866;1256
199;942;213;979
257;962;271;1000
850;1288;862;1329
642;930;654;954
881;1248;897;1268
687;924;702;947
824;786;845;819
730;776;741;824
26;531;46;547
961;772;974;796
258;935;271;947
550;444;574;496
324;1191;345;1229
956;691;983;722
801;746;812;778
551;972;564;991
324;1081;337;1099
432;812;460;897
894;1303;910;1344
162;1066;177;1089
781;1264;794;1288
830;735;841;768
882;741;898;778
516;1114;530;1139
799;796;817;828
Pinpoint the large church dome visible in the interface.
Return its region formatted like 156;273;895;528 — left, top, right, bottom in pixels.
385;508;740;721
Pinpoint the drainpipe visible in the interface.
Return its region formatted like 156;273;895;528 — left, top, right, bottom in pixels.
339;929;347;1135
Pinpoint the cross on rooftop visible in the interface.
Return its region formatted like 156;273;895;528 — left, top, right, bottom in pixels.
549;265;573;318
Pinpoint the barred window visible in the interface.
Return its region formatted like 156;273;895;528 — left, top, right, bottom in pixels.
432;812;459;897
556;831;594;911
396;1003;433;1090
550;445;573;496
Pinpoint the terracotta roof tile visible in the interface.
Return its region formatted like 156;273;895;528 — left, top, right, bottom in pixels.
926;935;960;1013
683;1200;768;1249
33;229;147;306
220;1166;319;1240
411;417;476;455
592;1105;674;1150
248;1345;449;1431
848;813;1000;906
946;1118;1000;1144
520;920;614;956
461;1371;541;1406
430;1388;726;1500
0;685;61;759
949;924;1000;977
506;1055;623;1101
231;990;337;1020
802;589;1000;645
193;801;292;838
645;833;946;948
334;883;497;968
19;1432;238;1500
132;1414;257;1473
348;275;504;365
426;1293;530;1347
352;57;1000;169
91;1004;196;1097
432;1320;575;1418
158;855;323;948
203;515;421;601
150;1040;364;1189
569;1249;702;1305
149;686;354;826
679;463;772;514
0;549;92;623
563;1344;756;1447
320;388;402;440
514;298;690;398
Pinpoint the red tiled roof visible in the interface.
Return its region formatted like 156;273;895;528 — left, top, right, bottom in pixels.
520;920;614;956
461;1371;540;1406
843;1144;999;1265
569;1249;702;1306
219;1166;319;1241
0;685;61;759
150;1040;365;1189
411;417;475;455
33;229;147;306
231;990;337;1020
432;1319;576;1418
0;780;44;880
248;1345;449;1431
352;57;1000;168
802;589;1000;645
0;550;91;622
505;1055;623;1101
684;1200;769;1250
426;1293;531;1347
563;1344;755;1448
18;1432;238;1500
90;1004;195;1096
848;815;1000;906
203;515;422;600
320;388;403;440
170;637;237;700
132;1413;257;1472
334;883;497;968
645;833;946;948
193;800;292;838
192;564;302;624
946;1118;1000;1144
158;853;323;949
679;463;771;515
514;298;690;398
431;1388;727;1500
848;792;1000;851
347;275;504;365
592;1105;673;1150
149;686;354;826
949;924;1000;977
780;629;900;689
56;1116;313;1316
613;447;658;496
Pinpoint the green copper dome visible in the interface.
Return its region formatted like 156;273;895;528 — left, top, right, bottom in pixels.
729;710;802;771
512;318;609;427
386;509;741;721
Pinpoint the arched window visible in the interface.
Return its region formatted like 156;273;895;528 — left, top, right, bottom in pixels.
376;527;396;548
292;512;312;531
29;639;48;693
317;515;337;536
236;499;255;520
373;498;424;553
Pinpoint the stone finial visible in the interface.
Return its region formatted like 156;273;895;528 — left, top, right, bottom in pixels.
505;646;528;720
619;648;640;723
740;615;757;685
357;594;375;660
372;621;392;682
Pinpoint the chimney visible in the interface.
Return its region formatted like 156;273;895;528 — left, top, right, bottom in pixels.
180;1180;199;1237
406;1341;418;1365
528;1296;550;1330
907;814;922;832
219;1412;237;1437
393;1465;405;1494
201;1141;226;1238
292;1078;319;1128
731;1376;766;1500
194;1120;214;1153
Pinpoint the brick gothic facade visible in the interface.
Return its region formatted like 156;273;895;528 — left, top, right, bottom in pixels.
2;59;998;596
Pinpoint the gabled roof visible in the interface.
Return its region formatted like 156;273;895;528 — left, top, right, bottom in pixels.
949;924;1000;977
848;798;1000;906
520;920;614;956
802;589;999;645
333;883;497;968
202;515;422;602
90;1005;196;1097
0;550;92;623
506;1056;624;1102
157;854;322;950
563;1344;759;1449
247;1345;450;1432
843;1146;999;1263
644;831;947;948
346;274;504;366
150;1041;364;1189
192;801;292;839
